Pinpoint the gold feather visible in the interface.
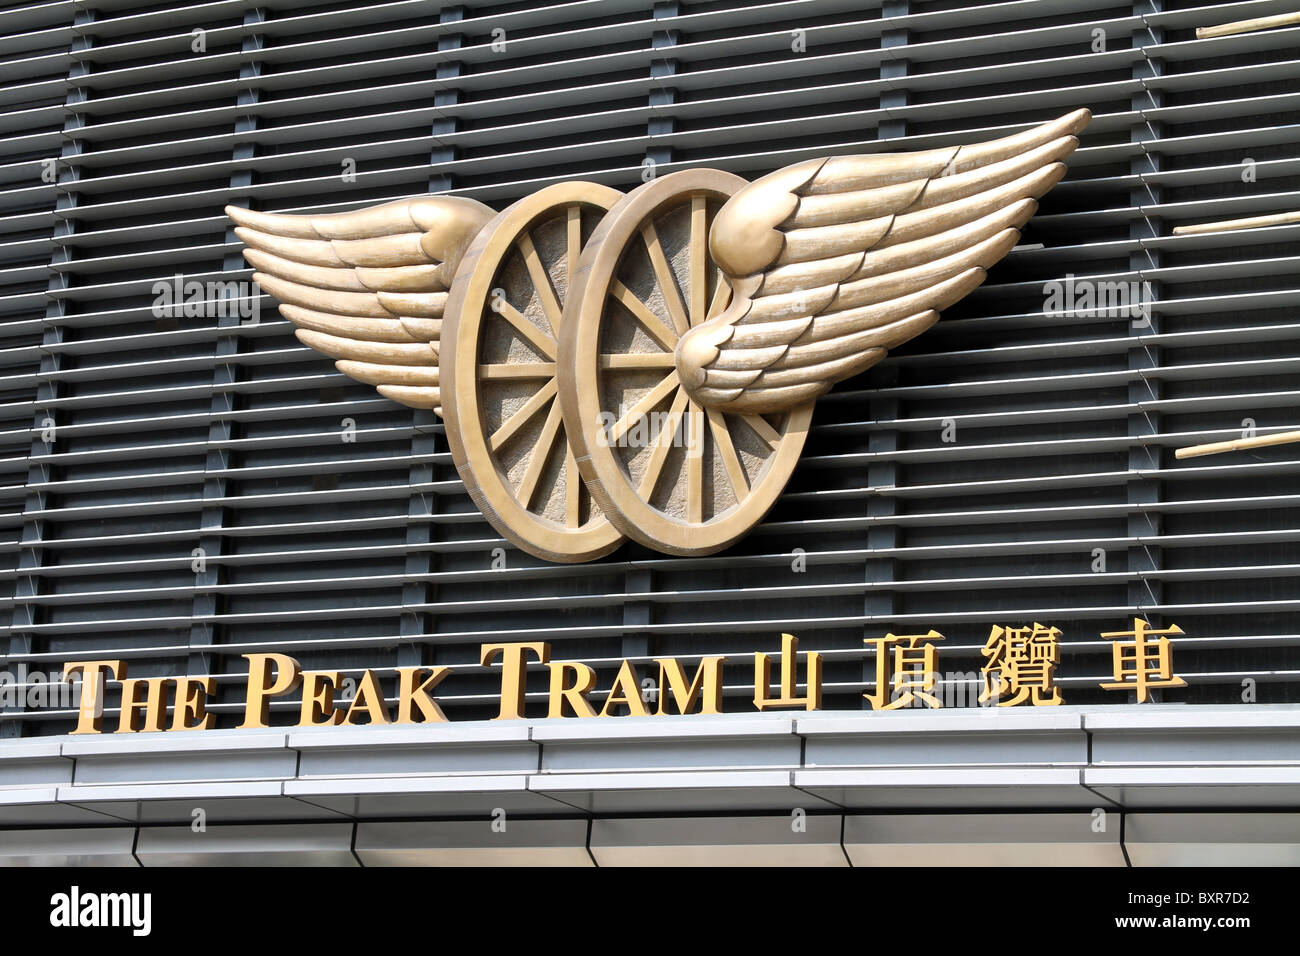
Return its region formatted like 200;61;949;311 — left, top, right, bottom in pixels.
679;108;1091;413
227;196;493;414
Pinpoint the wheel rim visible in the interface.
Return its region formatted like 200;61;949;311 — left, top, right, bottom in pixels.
559;169;814;557
442;181;626;563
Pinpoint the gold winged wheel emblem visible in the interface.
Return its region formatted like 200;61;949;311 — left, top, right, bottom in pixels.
228;109;1090;562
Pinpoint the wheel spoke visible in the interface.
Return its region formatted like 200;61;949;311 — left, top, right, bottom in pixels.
489;379;558;453
566;205;582;294
742;413;782;451
478;362;556;380
609;371;679;445
516;396;564;511
707;407;749;497
687;402;704;522
638;387;690;499
600;352;676;369
706;267;732;321
517;231;564;336
689;195;708;326
609;280;678;350
565;442;582;528
641;222;690;337
493;298;557;361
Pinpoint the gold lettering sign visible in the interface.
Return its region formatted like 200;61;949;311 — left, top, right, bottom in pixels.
59;616;1184;734
228;109;1092;563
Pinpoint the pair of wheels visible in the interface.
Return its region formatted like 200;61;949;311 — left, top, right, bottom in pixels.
440;171;814;563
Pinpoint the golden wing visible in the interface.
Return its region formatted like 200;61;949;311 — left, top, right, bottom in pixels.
675;108;1092;413
226;196;494;414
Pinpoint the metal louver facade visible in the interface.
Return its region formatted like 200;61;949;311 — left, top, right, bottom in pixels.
0;0;1299;864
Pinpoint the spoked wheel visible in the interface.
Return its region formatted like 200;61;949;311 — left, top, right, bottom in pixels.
442;182;627;563
558;169;814;557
